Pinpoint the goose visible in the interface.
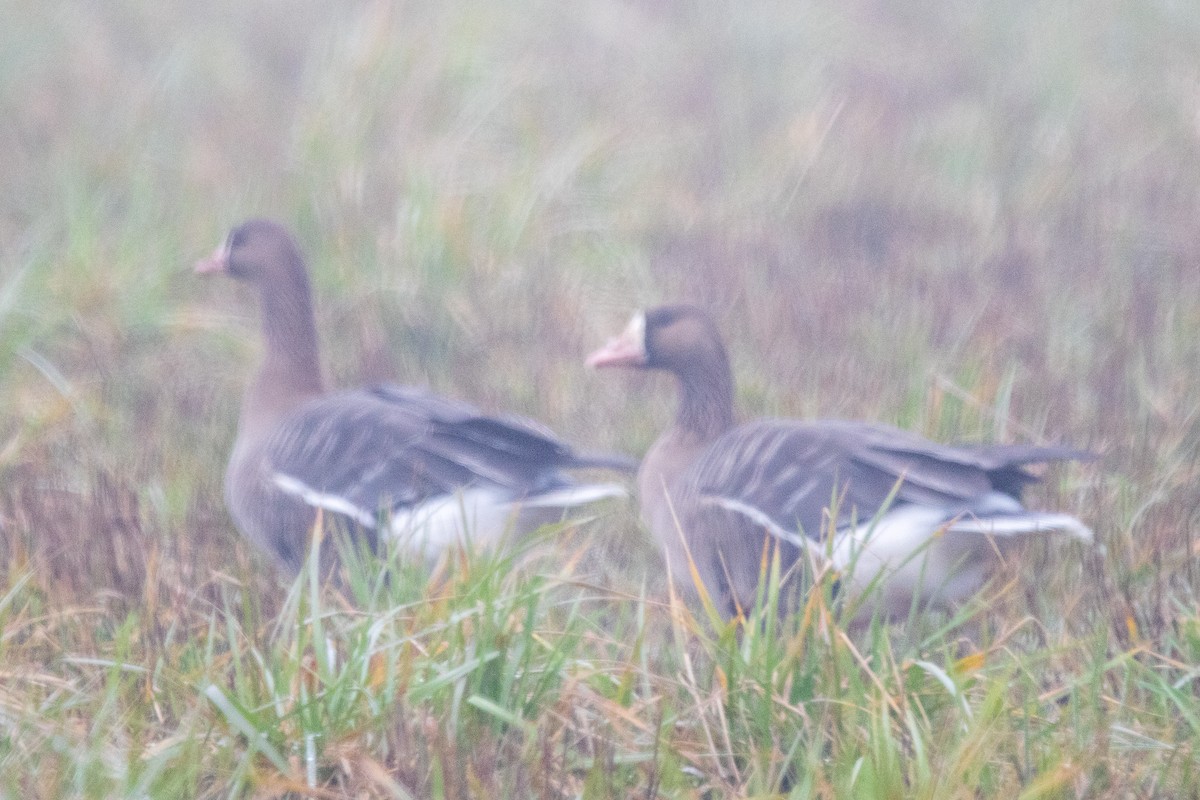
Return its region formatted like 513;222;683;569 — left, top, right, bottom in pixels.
197;218;632;574
587;304;1094;620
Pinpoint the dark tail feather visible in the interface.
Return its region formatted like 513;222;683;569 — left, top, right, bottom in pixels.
967;444;1095;498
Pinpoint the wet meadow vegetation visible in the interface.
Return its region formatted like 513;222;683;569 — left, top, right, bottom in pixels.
1;1;1199;796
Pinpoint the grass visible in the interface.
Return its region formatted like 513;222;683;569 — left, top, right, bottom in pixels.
2;0;1199;796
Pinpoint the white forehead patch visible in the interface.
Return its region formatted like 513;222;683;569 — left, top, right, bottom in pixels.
627;311;646;350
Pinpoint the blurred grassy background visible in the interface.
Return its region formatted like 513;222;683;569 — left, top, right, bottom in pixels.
1;0;1199;796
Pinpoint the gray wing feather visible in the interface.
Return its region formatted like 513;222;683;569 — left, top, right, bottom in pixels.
690;419;1089;542
264;385;630;519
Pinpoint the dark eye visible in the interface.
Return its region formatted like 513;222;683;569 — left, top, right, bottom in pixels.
648;306;684;329
228;226;248;250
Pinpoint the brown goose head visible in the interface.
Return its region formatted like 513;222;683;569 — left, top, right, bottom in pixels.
588;305;735;440
196;218;308;284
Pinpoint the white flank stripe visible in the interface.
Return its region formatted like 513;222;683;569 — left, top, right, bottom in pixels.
388;483;625;556
831;503;1099;611
272;473;378;529
703;494;815;553
947;513;1094;543
273;472;624;561
519;483;627;508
